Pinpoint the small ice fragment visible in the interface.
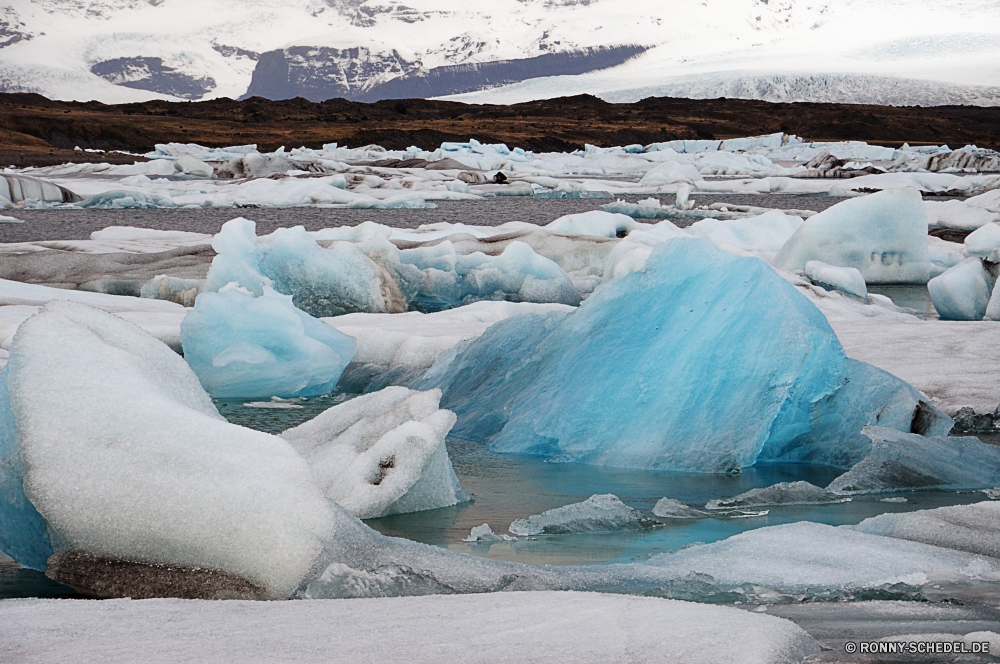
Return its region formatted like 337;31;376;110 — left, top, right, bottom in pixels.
879;497;908;503
982;488;1000;500
508;494;659;536
463;524;515;542
652;498;707;519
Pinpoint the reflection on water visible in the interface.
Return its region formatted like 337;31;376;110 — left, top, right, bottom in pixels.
868;284;938;319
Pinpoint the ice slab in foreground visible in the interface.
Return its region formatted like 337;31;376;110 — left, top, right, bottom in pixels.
853;500;1000;560
508;494;659;536
180;285;356;399
0;302;334;598
0;592;820;664
421;237;950;472
280;387;468;519
773;188;932;284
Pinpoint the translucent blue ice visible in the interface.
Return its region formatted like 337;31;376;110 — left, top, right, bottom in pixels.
0;369;53;570
181;286;356;399
421;238;949;472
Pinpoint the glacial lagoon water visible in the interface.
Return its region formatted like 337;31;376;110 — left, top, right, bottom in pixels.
220;394;988;567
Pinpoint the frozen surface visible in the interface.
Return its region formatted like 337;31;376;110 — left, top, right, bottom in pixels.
424;237;947;472
180;285;356;398
853;501;1000;560
280;387;468;519
827;427;1000;495
830;319;1000;415
508;494;659;536
773;188;932;284
325;302;574;369
643;521;999;591
1;302;334;598
0;592;820;664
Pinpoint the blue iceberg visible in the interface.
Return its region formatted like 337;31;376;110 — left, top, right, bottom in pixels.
180;285;356;399
421;238;950;472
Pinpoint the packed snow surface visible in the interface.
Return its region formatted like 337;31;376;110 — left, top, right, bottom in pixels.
853;501;1000;559
280;387;468;519
0;592;820;664
0;302;335;598
180;285;356;398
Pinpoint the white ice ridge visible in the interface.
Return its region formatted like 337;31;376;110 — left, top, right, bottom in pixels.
0;592;820;664
853;501;1000;560
508;495;659;536
0;302;334;597
280;387;468;519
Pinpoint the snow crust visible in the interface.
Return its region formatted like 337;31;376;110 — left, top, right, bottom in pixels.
180;285;356;398
0;592;820;664
280;387;468;519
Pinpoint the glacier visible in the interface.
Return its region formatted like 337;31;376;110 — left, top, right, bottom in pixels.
180;285;356;399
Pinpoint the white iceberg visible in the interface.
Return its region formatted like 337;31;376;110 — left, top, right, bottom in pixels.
652;498;707;519
0;302;335;599
180;285;356;399
853;501;1000;559
543;211;638;238
508;495;659;536
705;481;849;510
773;188;932;284
280;387;468;519
928;257;997;320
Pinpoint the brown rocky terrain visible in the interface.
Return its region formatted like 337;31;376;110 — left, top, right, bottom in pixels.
2;92;999;167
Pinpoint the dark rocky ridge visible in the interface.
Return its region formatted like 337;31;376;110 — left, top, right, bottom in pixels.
1;92;999;167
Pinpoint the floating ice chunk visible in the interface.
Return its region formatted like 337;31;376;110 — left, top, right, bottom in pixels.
773;188;932;284
280;387;467;519
426;238;944;472
639;161;703;186
180;286;356;399
401;241;581;310
1;302;334;598
204;218;403;316
964;222;1000;258
705;482;849;510
444;180;468;194
544;211;638;238
508;495;658;536
928;257;996;320
853;501;1000;560
602;220;690;279
79;190;176;209
804;261;867;298
827;427;1000;495
652;498;707;519
173;155;213;177
643;521;998;591
463;524;515;542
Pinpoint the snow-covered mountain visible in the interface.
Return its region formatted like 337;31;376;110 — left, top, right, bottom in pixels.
0;0;998;106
